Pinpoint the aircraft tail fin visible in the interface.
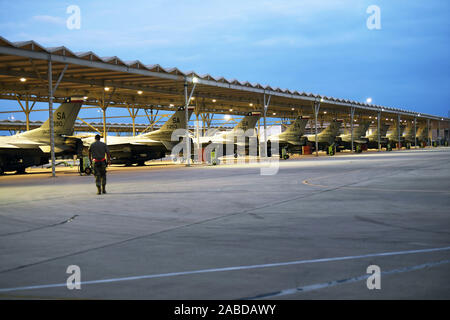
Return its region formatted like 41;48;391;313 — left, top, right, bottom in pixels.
353;121;370;138
369;124;390;138
403;125;415;139
231;112;261;133
320;120;342;137
388;123;405;137
283;116;309;136
141;107;194;138
20;97;83;137
416;126;428;140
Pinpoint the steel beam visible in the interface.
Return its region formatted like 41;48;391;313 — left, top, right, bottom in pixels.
414;117;417;148
314;99;321;157
48;60;56;177
438;120;440;145
262;92;271;157
398;114;401;150
377;111;381;151
350;106;355;153
184;79;197;166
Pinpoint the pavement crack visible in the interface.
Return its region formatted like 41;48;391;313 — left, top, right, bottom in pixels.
0;215;79;237
354;215;450;235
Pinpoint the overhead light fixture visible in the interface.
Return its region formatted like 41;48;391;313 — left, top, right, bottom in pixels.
191;97;195;101
320;98;324;102
212;99;216;103
291;108;295;111
323;111;327;114
169;103;174;107
83;96;88;100
104;87;110;91
272;113;276;116
137;90;143;95
229;108;233;112
19;77;26;82
249;103;253;107
192;77;199;83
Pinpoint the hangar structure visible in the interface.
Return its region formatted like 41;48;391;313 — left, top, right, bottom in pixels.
0;36;449;176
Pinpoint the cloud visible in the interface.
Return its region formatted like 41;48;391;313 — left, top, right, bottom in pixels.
32;15;65;25
252;32;360;48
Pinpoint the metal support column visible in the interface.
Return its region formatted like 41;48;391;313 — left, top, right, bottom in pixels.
414;116;417;148
350;106;355;153
196;111;200;163
126;105;139;136
48;60;56;177
438;120;441;146
377;111;381;151
397;114;401;150
102;107;107;143
184;80;190;166
184;78;197;166
427;119;431;146
263;92;271;157
15;94;35;131
100;87;115;144
25;98;32;131
313;99;321;157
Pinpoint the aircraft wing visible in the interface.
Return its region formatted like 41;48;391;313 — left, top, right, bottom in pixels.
38;145;72;153
0;140;43;149
0;142;20;149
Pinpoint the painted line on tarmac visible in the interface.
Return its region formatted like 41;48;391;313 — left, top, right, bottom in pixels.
0;246;450;293
242;259;450;299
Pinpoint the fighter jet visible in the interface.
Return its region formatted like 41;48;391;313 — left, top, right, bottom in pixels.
305;120;342;152
82;107;194;166
336;121;370;151
366;123;390;149
267;116;309;157
402;125;417;145
415;125;430;145
198;112;261;157
387;123;406;146
0;97;83;174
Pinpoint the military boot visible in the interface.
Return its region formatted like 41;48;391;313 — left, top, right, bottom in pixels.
102;185;106;194
97;186;101;195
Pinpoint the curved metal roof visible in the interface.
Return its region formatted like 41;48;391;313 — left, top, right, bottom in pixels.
0;36;448;121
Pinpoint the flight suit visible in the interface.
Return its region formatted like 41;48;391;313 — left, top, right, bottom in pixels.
89;140;110;194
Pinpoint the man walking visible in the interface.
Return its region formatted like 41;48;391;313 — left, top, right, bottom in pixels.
89;134;111;195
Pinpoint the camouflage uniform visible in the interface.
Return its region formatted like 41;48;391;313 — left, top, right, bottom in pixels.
89;140;110;194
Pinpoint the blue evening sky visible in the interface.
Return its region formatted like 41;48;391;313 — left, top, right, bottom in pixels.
0;0;449;124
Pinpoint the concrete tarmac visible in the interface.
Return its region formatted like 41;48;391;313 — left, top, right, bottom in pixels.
0;148;449;299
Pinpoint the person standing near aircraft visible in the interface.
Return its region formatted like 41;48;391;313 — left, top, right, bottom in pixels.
89;134;111;195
